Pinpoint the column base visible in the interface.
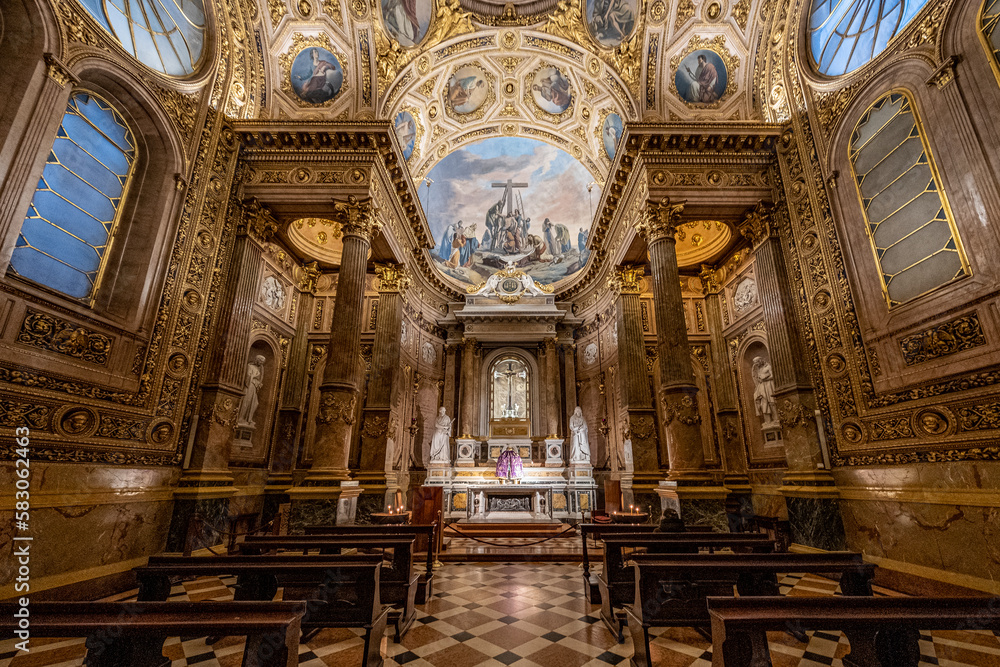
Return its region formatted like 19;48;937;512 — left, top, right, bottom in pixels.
784;495;847;551
264;472;294;494
779;470;839;498
287;480;363;529
656;479;730;531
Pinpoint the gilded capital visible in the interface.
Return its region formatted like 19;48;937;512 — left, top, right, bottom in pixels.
738;201;779;247
239;197;278;241
299;261;321;293
699;264;721;294
375;263;411;293
331;195;381;241
43;53;76;88
640;197;686;243
608;265;644;295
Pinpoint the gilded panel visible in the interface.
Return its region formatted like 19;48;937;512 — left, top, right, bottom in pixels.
17;311;113;366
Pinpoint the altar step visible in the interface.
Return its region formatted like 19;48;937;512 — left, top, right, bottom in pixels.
444;522;575;539
439;522;584;562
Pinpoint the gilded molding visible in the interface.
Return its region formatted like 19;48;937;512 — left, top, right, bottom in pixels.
738;201;779;247
17;311;113;366
316;390;357;425
375;263;411;293
607;265;644;295
899;313;987;366
43;53;76;88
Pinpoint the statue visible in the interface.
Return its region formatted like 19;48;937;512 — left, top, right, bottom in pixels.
236;355;266;427
569;406;591;464
751;356;777;426
429;407;453;463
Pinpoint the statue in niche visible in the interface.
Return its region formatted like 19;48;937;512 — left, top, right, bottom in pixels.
237;355;266;427
751;355;777;426
429;407;453;463
569;407;591;464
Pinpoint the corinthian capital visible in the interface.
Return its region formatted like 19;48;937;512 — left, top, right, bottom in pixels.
375;263;411;293
607;265;644;295
239;197;278;241
738;201;779;247
640;197;686;242
331;195;381;241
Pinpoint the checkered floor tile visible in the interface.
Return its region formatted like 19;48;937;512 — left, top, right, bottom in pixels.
1;563;998;666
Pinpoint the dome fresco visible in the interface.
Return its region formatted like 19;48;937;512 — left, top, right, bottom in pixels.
419;137;598;289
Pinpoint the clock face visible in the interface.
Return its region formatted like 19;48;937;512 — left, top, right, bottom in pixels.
261;276;286;310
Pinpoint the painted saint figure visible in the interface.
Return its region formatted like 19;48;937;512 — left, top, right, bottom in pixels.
429;407;453;463
296;48;343;103
437;221;457;261
461;223;479;266
751;356;777;425
569;406;591;464
683;54;720;104
237;355;266;427
532;70;572;111
591;0;635;43
383;0;420;45
448;75;486;112
444;221;466;269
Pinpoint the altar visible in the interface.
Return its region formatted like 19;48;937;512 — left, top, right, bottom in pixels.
466;485;554;522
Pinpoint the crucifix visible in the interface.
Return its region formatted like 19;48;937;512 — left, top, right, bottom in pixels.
494;361;527;418
492;178;529;216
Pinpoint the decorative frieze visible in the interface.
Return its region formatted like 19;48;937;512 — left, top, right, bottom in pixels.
899;314;987;366
17;311;113;365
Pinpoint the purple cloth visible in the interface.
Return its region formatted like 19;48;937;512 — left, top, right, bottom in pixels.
495;449;523;480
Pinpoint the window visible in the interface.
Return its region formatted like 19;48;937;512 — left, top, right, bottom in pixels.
75;0;206;76
491;357;529;421
10;93;136;302
982;0;1000;78
809;0;930;76
849;92;968;307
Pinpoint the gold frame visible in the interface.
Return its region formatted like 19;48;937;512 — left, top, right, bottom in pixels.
979;0;1000;87
846;89;971;309
278;33;351;108
593;106;623;164
523;62;576;124
443;62;497;123
376;0;433;51
393;104;424;166
667;35;740;110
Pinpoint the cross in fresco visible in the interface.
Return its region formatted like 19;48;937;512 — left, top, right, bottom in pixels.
491;178;529;216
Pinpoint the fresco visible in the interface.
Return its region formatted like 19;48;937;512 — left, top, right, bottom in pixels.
602;113;623;160
394;111;417;160
446;66;490;114
674;49;728;105
381;0;431;47
585;0;637;47
289;47;344;104
530;66;573;114
420;137;597;288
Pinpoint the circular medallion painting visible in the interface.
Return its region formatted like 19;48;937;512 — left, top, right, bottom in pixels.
585;0;637;47
531;66;573;114
446;66;490;115
394;111;417;160
381;0;431;47
290;47;344;104
601;113;623;160
674;50;728;105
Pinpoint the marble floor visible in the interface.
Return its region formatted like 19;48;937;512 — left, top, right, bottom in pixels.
1;561;999;666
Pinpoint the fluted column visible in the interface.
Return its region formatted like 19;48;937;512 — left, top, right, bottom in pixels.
458;337;480;437
305;196;380;482
357;264;409;496
542;337;561;437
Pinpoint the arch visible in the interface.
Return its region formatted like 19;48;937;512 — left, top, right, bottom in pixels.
736;336;786;465
847;89;968;308
479;347;542;437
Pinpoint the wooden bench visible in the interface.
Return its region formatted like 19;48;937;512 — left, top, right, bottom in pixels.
133;558;388;666
598;534;777;642
304;524;438;603
706;596;1000;667
0;601;306;667
624;553;876;666
239;535;419;641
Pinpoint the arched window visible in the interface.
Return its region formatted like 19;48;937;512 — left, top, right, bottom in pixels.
809;0;930;76
490;356;530;422
10;93;137;303
982;0;1000;78
75;0;206;76
849;91;968;307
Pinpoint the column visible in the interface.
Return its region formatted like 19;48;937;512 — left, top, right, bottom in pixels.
458;337;480;438
356;264;410;507
642;198;727;524
541;337;561;438
740;202;843;548
289;195;379;526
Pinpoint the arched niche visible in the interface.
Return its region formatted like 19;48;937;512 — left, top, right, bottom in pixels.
737;337;786;466
478;347;541;438
231;337;281;465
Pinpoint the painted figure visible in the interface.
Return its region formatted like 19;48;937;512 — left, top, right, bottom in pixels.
683;54;720;104
461;224;479;266
532;70;572;111
444;221;466;268
383;0;420;44
448;75;486;111
591;0;635;43
296;48;343;103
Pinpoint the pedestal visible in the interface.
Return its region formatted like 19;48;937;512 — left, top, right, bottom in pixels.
425;462;453;485
287;480;362;530
567;462;598;517
455;438;476;467
544;438;564;467
655;480;729;531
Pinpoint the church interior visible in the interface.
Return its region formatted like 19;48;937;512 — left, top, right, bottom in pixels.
2;0;1000;663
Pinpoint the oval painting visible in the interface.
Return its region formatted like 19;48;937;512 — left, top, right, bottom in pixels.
394;111;417;160
446;66;490;115
602;113;623;160
586;0;638;47
290;47;344;104
381;0;431;47
674;49;728;105
531;66;573;114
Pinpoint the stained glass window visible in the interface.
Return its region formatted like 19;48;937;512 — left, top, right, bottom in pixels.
809;0;930;76
75;0;206;76
849;92;968;307
982;0;1000;76
10;93;136;302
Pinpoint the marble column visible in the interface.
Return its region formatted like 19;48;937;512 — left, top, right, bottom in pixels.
442;341;459;425
642;198;727;524
739;202;844;549
458;337;480;438
356;264;410;511
541;337;561;438
168;199;269;549
289;196;377;527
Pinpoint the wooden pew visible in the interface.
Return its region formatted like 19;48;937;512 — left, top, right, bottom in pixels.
239;535;419;641
598;534;776;642
0;601;306;667
303;524;437;603
132;558;389;666
706;596;1000;667
624;553;876;666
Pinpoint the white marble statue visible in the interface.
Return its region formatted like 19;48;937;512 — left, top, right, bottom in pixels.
470;262;550;298
429;407;453;464
236;355;265;427
751;355;778;425
569;406;591;464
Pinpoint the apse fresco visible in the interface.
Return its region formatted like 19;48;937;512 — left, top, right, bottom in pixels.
420;137;597;288
381;0;431;47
